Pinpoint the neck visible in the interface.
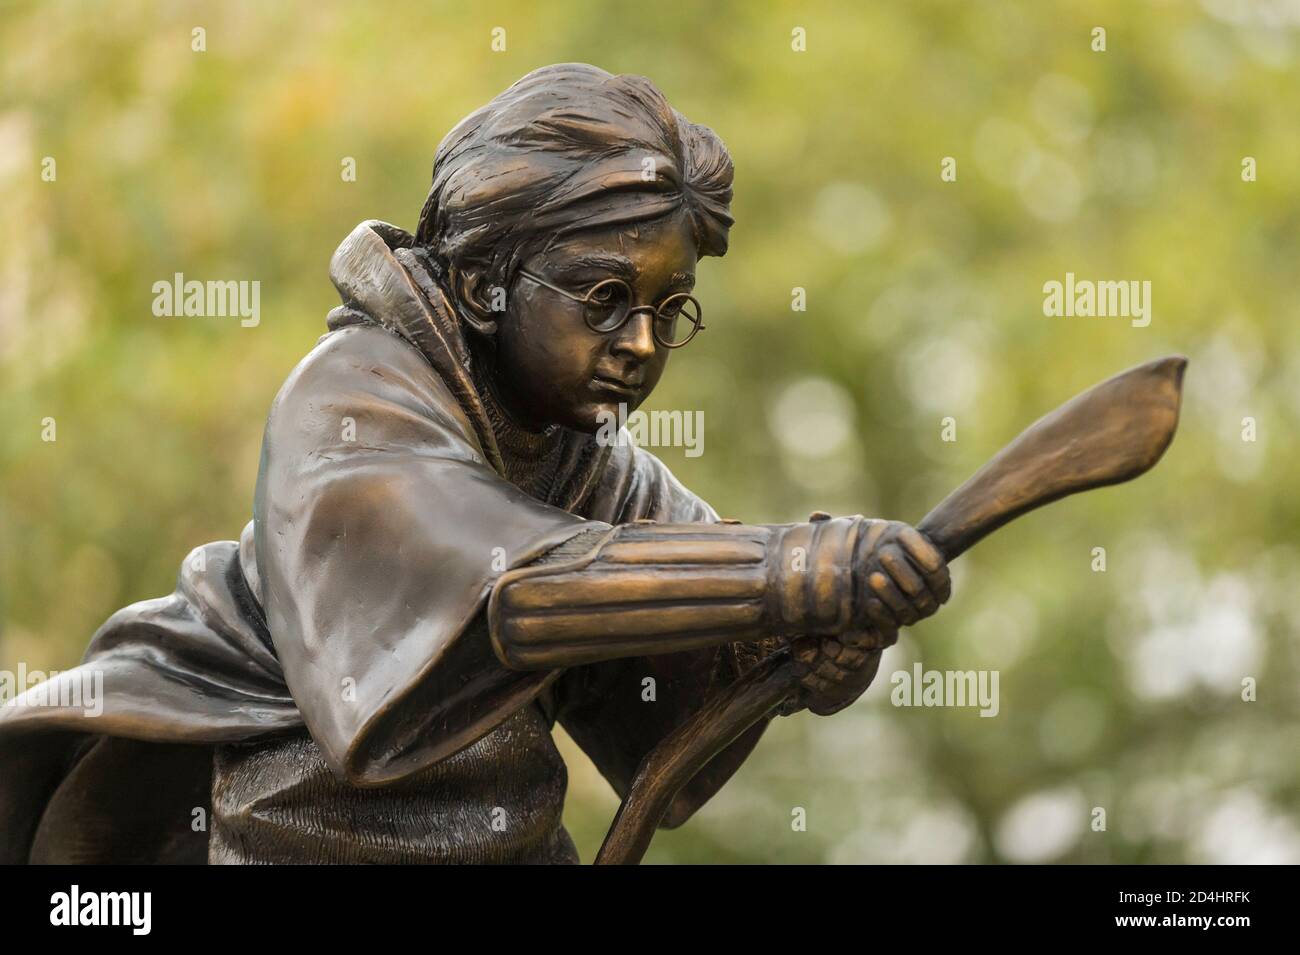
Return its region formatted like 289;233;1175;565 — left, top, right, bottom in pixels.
471;350;562;467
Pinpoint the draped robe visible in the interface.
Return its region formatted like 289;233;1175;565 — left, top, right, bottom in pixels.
0;221;772;863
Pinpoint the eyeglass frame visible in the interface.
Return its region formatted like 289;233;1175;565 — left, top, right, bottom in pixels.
515;269;706;349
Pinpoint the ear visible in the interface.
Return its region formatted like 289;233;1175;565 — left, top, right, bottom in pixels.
450;267;500;336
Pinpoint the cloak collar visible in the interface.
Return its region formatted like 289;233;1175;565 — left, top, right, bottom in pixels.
326;220;505;475
324;220;610;512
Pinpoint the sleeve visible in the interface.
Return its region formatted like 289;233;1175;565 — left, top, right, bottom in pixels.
253;324;602;786
552;443;779;827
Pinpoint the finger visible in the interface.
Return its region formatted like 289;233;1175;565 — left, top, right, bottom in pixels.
861;592;900;630
842;626;898;650
898;527;951;603
897;526;943;572
800;672;833;696
792;637;820;667
840;628;876;650
898;527;949;596
815;659;847;683
880;545;941;620
869;570;918;626
880;545;928;599
870;625;900;649
856;648;884;685
858;519;889;555
837;646;867;668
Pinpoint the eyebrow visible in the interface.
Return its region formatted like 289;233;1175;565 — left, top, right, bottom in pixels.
547;255;695;294
666;270;695;292
549;252;637;279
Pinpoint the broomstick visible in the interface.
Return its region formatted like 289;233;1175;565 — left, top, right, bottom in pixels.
595;355;1188;865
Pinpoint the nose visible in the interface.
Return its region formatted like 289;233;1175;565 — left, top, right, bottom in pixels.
610;309;657;363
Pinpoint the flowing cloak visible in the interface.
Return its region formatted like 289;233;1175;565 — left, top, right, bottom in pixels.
0;221;773;864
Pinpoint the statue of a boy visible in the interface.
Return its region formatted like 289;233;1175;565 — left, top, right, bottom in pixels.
0;64;949;863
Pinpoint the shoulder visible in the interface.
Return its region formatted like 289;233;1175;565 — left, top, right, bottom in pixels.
263;324;487;464
272;324;441;410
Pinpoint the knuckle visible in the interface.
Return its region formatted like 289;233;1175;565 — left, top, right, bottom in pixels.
841;629;871;648
839;648;866;667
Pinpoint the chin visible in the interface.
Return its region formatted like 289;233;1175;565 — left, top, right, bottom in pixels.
566;397;637;435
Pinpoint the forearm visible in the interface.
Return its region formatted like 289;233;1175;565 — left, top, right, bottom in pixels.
488;517;868;669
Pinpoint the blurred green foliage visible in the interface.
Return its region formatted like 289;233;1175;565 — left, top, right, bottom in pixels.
2;0;1298;863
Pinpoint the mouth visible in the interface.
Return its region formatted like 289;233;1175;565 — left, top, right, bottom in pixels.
590;374;642;400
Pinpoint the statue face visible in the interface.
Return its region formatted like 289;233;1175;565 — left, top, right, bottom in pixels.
489;209;699;433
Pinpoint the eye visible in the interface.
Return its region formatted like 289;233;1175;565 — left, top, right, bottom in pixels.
589;284;618;305
581;279;632;333
584;280;631;317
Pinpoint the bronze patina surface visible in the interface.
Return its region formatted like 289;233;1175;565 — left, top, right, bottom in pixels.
0;64;1181;865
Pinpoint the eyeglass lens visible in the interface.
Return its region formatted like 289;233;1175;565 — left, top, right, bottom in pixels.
582;279;701;346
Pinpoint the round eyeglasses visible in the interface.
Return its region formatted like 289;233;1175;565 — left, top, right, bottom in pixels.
517;270;705;349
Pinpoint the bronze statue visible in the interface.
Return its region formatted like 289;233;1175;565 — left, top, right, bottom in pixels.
0;64;1183;865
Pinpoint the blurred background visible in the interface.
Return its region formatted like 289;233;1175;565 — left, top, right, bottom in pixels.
3;0;1298;863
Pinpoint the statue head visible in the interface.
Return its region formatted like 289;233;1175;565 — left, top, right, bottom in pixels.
416;63;734;433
